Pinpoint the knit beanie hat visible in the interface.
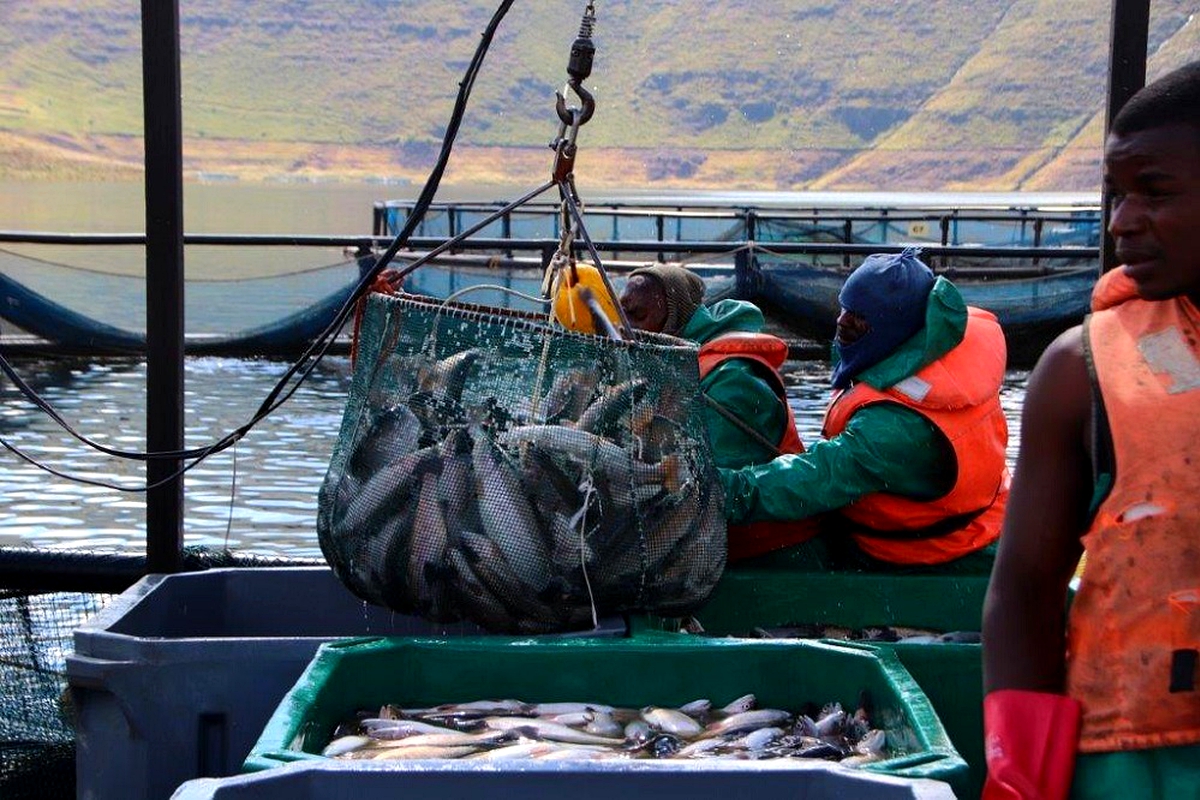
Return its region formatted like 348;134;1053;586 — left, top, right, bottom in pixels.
831;247;935;388
629;263;706;336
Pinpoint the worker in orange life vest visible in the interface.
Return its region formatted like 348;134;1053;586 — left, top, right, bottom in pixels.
618;263;814;561
719;247;1009;570
982;60;1200;800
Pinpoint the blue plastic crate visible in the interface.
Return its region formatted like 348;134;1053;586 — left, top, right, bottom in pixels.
175;758;956;799
67;567;613;800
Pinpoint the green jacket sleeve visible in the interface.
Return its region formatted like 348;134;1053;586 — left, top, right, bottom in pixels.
719;402;949;523
701;359;789;469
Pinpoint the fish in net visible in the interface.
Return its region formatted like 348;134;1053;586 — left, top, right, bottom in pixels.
318;290;727;634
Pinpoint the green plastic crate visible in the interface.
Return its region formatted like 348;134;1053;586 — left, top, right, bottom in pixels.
244;634;967;794
691;567;990;633
682;567;988;799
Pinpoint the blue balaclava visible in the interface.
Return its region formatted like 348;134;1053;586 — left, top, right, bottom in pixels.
831;247;935;389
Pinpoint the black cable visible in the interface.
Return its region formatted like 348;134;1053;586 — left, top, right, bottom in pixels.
383;180;557;289
0;0;520;489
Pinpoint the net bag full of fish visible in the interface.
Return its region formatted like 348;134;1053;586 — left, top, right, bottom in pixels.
317;291;727;635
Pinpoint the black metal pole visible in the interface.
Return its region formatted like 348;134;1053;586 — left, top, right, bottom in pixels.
141;0;185;573
1100;0;1150;273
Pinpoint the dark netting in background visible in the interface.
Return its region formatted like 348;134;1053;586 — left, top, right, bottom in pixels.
0;588;106;800
318;290;727;634
0;547;322;799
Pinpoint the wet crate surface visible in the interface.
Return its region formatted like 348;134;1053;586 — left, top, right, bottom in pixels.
245;634;968;794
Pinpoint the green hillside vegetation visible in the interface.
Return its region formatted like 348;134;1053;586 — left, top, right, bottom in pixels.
1;0;1196;189
1025;6;1200;189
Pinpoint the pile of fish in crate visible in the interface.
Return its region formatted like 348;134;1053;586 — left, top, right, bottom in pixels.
323;693;888;766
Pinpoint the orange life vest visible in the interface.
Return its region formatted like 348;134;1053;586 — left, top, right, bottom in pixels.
697;332;817;560
697;331;805;455
1066;270;1200;754
820;307;1009;565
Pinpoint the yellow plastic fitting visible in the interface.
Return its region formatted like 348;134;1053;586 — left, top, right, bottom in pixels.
551;263;621;335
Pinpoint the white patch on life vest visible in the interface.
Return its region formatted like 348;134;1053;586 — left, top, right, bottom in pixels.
1138;327;1200;394
892;375;932;402
1116;502;1166;523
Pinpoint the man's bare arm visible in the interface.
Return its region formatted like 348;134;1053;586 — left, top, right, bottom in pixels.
983;326;1093;693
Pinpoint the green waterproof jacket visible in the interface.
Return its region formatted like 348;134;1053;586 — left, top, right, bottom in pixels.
680;300;790;469
720;277;970;523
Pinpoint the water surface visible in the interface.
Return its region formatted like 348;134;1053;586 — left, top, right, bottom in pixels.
0;354;1027;558
0;180;1031;558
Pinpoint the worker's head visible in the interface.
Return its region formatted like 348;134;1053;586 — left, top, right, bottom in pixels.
1106;59;1200;302
832;247;935;388
619;263;706;336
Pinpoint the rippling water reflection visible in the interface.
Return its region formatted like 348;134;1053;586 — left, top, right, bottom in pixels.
0;355;1027;558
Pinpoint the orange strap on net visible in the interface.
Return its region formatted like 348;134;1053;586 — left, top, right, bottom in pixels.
350;270;402;367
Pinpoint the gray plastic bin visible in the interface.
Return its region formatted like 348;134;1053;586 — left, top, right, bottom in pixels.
66;567;621;800
172;758;958;800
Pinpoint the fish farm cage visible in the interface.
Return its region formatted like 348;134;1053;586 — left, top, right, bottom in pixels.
0;546;323;799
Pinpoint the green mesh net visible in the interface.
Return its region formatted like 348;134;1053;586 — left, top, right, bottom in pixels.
0;589;106;800
318;291;727;634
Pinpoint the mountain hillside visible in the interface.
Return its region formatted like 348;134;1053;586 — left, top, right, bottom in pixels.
0;0;1195;190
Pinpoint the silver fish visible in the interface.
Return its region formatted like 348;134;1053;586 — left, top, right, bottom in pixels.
457;531;560;628
545;711;594;727
323;472;360;534
814;705;847;738
464;742;556;761
623;719;652;745
549;508;597;576
337;444;440;534
446;548;518;632
630;405;682;463
673;737;728;758
641;707;704;737
438;427;477;516
483;716;624;746
361;744;479;761
407;467;449;613
358;718;461;738
528;701;616;716
518;440;585;516
854;728;887;756
701;709;792;739
368;729;510;749
535;747;628;761
793;715;820;739
470;427;553;593
583;711;624;738
349;403;422;478
576;379;649;435
795;739;846;760
413;699;532;716
738;726;785;751
498;425;682;491
540;367;601;424
321;735;373;757
418;348;480;401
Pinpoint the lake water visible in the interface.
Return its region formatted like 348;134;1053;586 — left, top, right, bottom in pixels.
0;353;1028;558
0;180;1098;234
0;179;1030;558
